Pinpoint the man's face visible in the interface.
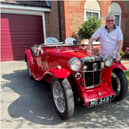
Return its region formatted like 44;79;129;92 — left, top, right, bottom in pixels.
106;16;115;29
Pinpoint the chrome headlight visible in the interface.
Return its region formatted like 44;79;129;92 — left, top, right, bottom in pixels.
104;56;113;67
69;57;81;71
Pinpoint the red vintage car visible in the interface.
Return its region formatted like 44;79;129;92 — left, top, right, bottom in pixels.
25;37;128;119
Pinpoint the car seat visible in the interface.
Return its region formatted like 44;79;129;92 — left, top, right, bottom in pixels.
65;37;77;45
44;37;59;45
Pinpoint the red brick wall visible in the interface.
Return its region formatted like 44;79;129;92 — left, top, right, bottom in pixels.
98;0;111;25
62;0;85;40
62;0;129;48
45;1;60;40
62;0;112;39
111;1;129;49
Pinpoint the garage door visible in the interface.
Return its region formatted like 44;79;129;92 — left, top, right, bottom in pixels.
1;13;43;61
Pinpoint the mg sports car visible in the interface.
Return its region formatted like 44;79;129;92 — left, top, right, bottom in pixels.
25;37;128;119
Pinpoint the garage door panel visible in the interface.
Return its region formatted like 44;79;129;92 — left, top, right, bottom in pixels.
2;37;42;42
1;46;28;61
1;13;43;61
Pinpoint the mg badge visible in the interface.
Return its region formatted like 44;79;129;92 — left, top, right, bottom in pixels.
75;72;81;80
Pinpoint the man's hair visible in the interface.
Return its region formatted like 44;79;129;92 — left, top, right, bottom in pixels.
106;13;115;20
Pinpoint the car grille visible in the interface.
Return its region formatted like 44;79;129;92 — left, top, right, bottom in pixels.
83;60;101;89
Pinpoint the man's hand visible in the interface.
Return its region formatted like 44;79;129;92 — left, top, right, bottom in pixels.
116;53;121;62
87;48;92;54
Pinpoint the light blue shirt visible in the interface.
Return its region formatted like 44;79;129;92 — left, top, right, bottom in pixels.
92;25;123;58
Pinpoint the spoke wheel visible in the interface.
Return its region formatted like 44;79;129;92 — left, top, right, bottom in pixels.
112;73;121;96
111;69;128;102
53;80;65;113
51;78;74;119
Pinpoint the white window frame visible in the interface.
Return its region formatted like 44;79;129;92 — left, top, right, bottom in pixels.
1;4;51;40
84;9;100;21
109;2;122;27
112;12;121;26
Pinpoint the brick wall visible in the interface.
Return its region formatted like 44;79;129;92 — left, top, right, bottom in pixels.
62;0;112;39
112;1;129;49
98;0;111;26
62;0;85;40
45;1;60;40
120;1;129;49
62;0;129;48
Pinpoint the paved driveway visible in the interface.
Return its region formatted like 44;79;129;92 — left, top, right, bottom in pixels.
0;61;129;128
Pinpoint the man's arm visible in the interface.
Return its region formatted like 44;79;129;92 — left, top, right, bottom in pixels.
116;26;123;61
88;27;101;50
88;37;96;49
116;40;123;61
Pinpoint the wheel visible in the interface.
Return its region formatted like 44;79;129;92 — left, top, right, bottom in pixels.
51;78;75;119
111;69;128;102
26;57;33;79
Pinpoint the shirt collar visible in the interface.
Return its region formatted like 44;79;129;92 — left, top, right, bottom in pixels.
105;25;116;30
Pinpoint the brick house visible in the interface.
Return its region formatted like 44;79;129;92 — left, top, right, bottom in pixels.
1;0;129;61
60;0;129;49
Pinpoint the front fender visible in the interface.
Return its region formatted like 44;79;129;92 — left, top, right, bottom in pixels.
102;62;126;76
49;67;71;79
101;62;126;88
110;62;127;71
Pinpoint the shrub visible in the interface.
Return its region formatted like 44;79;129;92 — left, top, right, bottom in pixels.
78;17;101;39
120;47;129;59
122;47;129;58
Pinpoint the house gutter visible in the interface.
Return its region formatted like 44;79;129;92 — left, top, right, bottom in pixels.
57;1;62;41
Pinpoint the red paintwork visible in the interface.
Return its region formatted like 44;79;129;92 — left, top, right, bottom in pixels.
49;67;71;78
25;44;126;106
1;13;43;61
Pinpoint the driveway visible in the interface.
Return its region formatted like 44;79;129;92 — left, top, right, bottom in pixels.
0;61;129;128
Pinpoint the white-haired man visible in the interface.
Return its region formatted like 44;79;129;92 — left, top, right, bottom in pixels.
88;14;123;61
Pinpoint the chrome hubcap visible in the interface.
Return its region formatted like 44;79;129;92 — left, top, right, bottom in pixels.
53;80;65;113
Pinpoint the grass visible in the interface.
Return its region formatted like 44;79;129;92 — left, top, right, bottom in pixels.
125;70;129;85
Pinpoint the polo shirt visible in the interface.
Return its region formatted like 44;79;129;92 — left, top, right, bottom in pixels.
92;25;123;58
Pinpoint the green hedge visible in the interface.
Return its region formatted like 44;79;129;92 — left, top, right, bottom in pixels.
78;17;101;39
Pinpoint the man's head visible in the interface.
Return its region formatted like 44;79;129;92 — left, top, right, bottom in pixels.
105;13;115;29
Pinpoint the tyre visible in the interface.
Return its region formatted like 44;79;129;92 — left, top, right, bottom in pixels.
111;69;128;102
51;78;75;119
26;57;33;79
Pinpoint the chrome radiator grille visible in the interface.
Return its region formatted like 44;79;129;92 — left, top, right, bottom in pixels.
81;57;101;89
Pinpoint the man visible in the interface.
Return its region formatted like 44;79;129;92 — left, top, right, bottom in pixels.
88;14;123;61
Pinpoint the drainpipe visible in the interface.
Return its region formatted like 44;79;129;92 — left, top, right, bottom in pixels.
57;1;62;41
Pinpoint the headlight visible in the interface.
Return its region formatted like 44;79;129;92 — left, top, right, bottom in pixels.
104;56;113;67
69;57;81;71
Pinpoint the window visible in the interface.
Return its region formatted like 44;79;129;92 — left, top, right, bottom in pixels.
85;11;99;20
114;14;120;26
109;3;121;26
84;0;100;21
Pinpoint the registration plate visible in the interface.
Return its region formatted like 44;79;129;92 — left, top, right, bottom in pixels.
88;95;113;108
